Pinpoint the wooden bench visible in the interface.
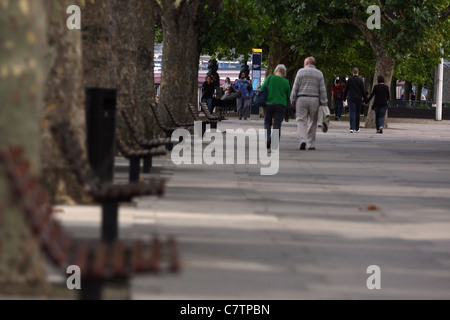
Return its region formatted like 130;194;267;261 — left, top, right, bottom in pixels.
187;103;218;136
0;146;181;300
149;103;186;151
213;98;237;116
162;103;195;128
199;101;225;121
115;134;167;183
119;107;173;173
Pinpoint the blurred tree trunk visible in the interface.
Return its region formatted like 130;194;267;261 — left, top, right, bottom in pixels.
365;55;395;129
427;78;434;101
83;0;110;88
415;84;423;101
363;73;373;117
0;0;48;294
325;78;333;110
108;0;139;145
403;81;412;101
390;78;398;101
157;0;205;123
266;28;304;84
41;0;88;205
136;0;159;139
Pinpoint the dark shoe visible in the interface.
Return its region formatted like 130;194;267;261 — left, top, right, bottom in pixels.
379;128;383;134
267;141;271;150
322;122;328;133
299;142;306;150
308;147;316;150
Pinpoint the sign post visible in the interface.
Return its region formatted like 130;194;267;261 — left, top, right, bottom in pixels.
251;49;262;115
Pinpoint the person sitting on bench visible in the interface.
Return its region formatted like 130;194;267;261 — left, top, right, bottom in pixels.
221;86;239;101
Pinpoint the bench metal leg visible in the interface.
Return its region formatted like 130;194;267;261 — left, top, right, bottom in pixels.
202;122;206;136
79;279;103;300
102;201;118;243
166;131;173;151
211;122;217;130
129;158;140;182
143;157;152;173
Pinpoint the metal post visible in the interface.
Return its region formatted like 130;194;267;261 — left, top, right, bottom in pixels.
166;131;173;151
102;202;118;243
143;157;152;173
79;279;103;300
202;122;207;136
129;158;140;182
436;48;444;121
85;88;117;183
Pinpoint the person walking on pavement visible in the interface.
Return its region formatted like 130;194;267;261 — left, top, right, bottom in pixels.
259;64;291;152
201;75;216;114
332;79;345;121
343;68;369;133
234;71;253;120
367;75;390;134
290;56;328;150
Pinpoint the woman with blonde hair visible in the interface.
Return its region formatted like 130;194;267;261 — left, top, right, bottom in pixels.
259;64;291;152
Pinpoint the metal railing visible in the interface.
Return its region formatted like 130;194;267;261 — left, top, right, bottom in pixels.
388;100;450;109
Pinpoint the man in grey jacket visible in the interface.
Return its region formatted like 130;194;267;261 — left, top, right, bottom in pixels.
290;56;328;150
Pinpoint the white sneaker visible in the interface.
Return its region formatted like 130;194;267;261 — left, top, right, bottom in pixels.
349;130;354;133
356;129;361;133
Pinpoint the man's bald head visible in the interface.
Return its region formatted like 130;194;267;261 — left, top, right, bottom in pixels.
304;56;316;66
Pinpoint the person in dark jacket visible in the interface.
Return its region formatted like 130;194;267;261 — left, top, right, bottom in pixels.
201;76;216;114
332;79;345;121
367;75;390;134
343;68;369;133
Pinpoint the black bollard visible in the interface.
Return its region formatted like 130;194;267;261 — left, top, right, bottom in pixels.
85;88;118;243
85;88;117;183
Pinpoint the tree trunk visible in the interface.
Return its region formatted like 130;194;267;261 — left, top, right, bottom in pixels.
427;78;434;101
83;0;110;88
363;73;373;117
365;73;374;94
390;78;398;101
41;0;88;205
0;0;48;294
266;28;305;84
364;54;395;129
108;0;139;145
349;13;395;129
158;0;204;123
403;81;412;101
416;84;423;101
136;0;159;139
325;78;333;110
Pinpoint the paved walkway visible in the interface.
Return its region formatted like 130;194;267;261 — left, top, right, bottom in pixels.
56;115;450;300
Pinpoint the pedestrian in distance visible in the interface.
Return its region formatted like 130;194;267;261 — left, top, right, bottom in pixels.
332;79;345;121
290;56;328;151
343;68;369;133
201;75;216;114
367;75;390;134
221;77;232;95
234;71;253;120
259;64;291;153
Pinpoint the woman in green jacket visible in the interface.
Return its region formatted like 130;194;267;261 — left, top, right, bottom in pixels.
260;64;291;152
